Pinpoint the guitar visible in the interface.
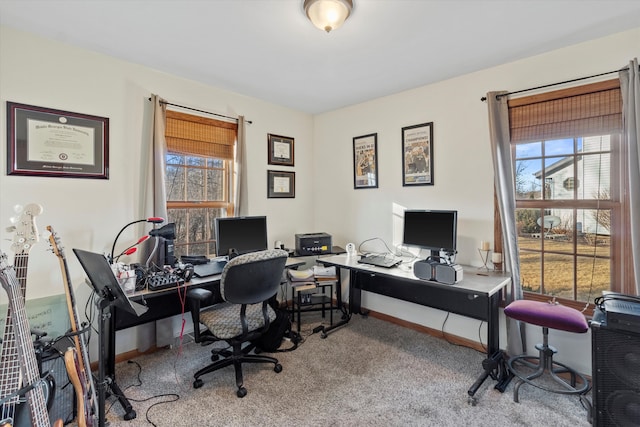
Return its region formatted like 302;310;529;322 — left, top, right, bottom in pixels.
0;252;62;427
0;203;46;427
47;226;98;427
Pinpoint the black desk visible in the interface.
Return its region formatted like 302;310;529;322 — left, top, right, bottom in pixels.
108;257;305;418
316;254;512;403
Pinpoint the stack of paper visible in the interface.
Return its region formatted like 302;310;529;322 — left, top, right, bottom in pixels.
313;265;337;280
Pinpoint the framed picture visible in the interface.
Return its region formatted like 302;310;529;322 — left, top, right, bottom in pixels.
268;133;294;166
6;102;109;179
353;133;378;189
402;122;433;186
267;170;295;198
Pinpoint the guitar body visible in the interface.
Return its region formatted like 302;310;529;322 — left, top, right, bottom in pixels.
48;226;98;427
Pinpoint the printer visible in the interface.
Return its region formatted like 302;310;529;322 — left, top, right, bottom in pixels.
295;232;332;256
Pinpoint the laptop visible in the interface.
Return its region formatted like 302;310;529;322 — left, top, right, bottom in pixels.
73;248;148;317
357;254;401;268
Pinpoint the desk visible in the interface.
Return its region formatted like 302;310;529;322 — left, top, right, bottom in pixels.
316;254;512;403
108;257;305;418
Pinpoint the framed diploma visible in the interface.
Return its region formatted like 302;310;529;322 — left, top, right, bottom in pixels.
267;133;294;166
267;170;295;198
6;102;109;179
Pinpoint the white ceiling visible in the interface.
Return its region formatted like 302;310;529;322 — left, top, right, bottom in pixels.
2;0;640;114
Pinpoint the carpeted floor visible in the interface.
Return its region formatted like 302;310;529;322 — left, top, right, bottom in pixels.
105;313;592;426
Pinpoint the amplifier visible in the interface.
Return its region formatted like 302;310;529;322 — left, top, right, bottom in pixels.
295;232;332;256
146;271;184;291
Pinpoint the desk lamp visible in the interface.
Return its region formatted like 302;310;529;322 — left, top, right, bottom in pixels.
109;217;164;264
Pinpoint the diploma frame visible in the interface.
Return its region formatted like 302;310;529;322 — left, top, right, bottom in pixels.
267;170;295;198
6;102;109;179
402;122;433;186
267;133;294;166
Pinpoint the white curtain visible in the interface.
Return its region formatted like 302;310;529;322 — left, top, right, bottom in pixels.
620;58;640;295
140;94;169;350
486;91;525;355
234;116;248;216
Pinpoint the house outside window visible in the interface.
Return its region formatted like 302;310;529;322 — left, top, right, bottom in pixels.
507;79;631;308
164;110;236;259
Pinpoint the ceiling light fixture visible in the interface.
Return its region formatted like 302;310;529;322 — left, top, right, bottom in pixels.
303;0;353;33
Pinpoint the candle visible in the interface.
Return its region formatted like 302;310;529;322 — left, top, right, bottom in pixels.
491;252;502;263
481;241;490;251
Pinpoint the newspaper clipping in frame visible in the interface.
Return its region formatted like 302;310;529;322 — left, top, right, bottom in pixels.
353;133;378;189
402;122;433;186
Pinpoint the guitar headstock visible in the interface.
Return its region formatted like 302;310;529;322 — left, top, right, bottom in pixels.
47;225;66;259
7;203;43;256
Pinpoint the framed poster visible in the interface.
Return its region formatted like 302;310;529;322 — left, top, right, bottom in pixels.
267;133;294;166
267;170;295;198
6;102;109;179
353;133;378;189
402;122;433;186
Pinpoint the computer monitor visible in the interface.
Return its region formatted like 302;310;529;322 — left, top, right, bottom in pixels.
215;216;269;257
402;210;458;259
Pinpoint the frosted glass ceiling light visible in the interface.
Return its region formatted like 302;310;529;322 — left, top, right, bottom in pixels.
304;0;353;33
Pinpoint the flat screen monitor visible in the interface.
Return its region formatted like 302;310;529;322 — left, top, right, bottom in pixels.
215;216;269;257
402;210;458;258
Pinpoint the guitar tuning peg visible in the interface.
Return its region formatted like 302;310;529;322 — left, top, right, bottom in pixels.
5;225;16;232
13;204;23;214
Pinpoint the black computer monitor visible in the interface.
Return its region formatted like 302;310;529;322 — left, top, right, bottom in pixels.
402;210;458;259
215;216;269;257
73;248;148;317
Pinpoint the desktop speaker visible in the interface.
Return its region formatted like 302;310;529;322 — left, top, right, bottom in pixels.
434;263;463;285
414;258;438;280
591;307;640;426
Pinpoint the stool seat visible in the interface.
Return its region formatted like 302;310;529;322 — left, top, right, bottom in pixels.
504;300;588;333
504;299;590;405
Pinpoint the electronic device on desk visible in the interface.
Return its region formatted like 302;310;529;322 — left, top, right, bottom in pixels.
594;291;640;333
357;253;401;268
215;216;269;257
413;256;463;284
146;270;185;291
295;232;332;255
193;259;227;278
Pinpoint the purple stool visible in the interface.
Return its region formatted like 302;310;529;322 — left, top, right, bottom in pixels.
504;300;590;402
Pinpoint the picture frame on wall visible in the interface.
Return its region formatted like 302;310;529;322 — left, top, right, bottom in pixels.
353;133;378;189
402;122;433;186
267;133;295;166
6;101;109;179
267;170;295;198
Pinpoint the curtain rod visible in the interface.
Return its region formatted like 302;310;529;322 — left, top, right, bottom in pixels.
479;65;633;102
148;98;252;124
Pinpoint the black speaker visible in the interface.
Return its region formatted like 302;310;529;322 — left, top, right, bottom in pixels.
591;309;640;427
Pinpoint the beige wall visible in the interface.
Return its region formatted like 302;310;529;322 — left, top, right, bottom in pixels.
1;24;638;374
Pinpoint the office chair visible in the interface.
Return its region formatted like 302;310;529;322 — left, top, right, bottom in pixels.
186;249;288;397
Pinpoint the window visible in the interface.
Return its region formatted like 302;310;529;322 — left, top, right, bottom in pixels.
164;110;237;258
507;79;633;308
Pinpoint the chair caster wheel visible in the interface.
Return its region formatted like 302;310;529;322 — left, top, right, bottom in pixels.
468;396;477;406
274;363;283;373
237;387;247;398
211;354;219;362
193;379;203;389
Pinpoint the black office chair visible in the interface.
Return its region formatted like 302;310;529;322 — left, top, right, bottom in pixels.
186;249;288;397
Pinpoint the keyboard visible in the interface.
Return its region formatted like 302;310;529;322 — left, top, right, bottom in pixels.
193;260;227;278
357;254;401;268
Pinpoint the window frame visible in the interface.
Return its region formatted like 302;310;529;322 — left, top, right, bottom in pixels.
495;79;633;313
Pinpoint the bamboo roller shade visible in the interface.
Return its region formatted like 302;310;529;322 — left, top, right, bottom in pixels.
165;110;237;159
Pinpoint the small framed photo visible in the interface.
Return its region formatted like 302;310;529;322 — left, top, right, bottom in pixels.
353;133;378;189
268;133;294;166
6;102;109;179
402;122;433;186
267;170;295;198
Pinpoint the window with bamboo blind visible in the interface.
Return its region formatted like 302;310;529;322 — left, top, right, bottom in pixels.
164;110;237;258
504;79;633;309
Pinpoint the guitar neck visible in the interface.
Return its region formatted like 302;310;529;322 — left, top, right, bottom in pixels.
0;262;51;427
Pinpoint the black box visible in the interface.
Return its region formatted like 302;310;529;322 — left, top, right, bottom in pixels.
295;232;332;256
